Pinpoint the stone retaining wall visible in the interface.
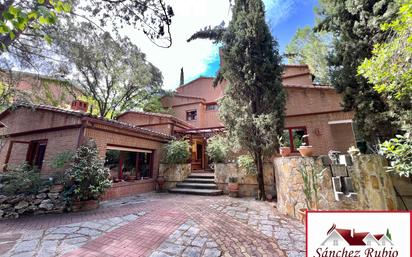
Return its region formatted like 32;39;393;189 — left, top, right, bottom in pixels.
0;186;66;219
274;155;397;219
159;164;191;189
214;163;275;197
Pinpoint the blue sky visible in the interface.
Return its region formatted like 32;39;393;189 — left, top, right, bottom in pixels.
125;0;319;90
200;0;319;79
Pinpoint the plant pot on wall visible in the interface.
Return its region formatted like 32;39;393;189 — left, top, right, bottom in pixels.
228;177;239;197
298;146;314;157
298;208;307;225
279;147;291;157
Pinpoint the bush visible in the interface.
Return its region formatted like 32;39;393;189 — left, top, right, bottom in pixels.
64;142;112;201
162;140;190;164
0;163;42;196
380;133;412;177
206;135;229;163
238;155;257;176
51;150;75;170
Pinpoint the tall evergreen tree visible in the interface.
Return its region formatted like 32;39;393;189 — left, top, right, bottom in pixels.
316;0;400;146
200;0;285;200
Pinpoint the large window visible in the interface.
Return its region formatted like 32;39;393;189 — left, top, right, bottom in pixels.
105;147;153;181
283;127;308;152
26;140;47;170
186;110;197;121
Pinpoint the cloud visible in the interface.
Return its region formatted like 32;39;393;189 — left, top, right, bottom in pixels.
264;0;296;30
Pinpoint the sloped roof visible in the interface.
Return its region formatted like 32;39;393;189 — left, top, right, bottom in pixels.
116;110;194;128
0;103;173;140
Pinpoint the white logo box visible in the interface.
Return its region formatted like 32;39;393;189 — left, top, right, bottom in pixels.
306;211;411;257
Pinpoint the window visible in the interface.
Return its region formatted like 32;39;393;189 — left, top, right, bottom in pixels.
206;103;218;111
367;240;371;246
186;110;197;121
283;127;308;152
333;240;338;246
26;140;47;170
105;147;153;181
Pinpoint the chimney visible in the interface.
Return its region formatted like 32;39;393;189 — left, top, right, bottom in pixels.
71;100;88;112
180;67;184;86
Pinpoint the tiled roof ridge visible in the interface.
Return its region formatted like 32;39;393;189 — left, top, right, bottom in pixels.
9;103;173;139
116;110;194;128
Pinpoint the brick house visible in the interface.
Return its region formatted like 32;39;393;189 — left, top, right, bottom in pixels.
0;102;172;199
162;64;355;171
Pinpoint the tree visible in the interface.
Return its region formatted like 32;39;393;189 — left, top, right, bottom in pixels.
359;2;412;177
285;26;331;84
316;0;400;145
189;0;285;200
1;0;174;52
54;22;163;118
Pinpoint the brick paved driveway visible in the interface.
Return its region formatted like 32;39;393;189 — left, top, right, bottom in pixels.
0;193;305;257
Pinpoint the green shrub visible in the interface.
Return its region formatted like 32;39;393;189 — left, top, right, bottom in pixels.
238;155;257;176
206;135;229;163
64;142;112;201
0;163;42;196
51;150;75;170
162;140;190;164
380;133;412;177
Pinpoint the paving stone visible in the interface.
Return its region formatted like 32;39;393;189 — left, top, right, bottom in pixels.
150;251;173;257
77;228;101;237
203;248;222;257
43;233;66;240
47;226;78;234
10;251;36;257
191;236;207;247
13;240;39;253
158;242;185;255
182;246;202;257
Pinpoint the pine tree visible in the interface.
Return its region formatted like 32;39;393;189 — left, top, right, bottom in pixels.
219;0;286;200
316;0;400;145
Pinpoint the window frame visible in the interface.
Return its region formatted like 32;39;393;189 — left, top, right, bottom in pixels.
26;139;48;170
186;109;197;121
283;126;308;153
206;103;218;111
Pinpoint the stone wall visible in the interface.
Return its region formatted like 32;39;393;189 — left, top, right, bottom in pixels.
159;164;191;189
214;163;275;197
0;186;66;220
274;155;397;219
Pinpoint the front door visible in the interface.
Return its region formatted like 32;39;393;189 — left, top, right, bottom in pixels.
191;139;204;171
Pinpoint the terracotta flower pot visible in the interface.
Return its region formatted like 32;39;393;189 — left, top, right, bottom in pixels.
72;200;99;212
298;208;307;225
279;147;291;157
298;146;314;157
228;182;239;197
156;176;165;192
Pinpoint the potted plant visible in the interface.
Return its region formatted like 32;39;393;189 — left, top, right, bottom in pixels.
298;135;314;157
278;136;291;157
64;142;112;212
228;177;239;197
297;162;325;224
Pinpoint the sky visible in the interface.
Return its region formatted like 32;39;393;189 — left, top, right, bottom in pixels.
124;0;319;90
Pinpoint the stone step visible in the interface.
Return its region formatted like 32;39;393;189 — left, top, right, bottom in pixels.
176;182;218;189
188;173;215;179
184;178;215;184
169;188;222;196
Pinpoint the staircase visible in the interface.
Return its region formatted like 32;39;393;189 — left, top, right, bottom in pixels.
169;171;222;196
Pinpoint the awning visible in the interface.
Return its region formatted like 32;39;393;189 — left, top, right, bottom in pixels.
106;145;152;153
328;119;353;125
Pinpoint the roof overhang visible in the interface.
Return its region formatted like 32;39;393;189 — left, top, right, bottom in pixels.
328;119;353;125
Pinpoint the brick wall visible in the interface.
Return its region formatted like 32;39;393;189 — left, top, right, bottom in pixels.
285;111;355;155
0;128;80;176
101;179;155;200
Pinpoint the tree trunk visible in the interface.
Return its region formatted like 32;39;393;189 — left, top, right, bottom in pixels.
255;151;266;201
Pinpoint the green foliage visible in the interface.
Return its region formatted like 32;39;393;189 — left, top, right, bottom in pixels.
285;26;331;84
238;155;256;176
228;177;238;183
0;0;71;51
53;22;163;118
162;140;190;164
358;2;412;176
316;0;400;142
64;143;112;201
298;162;325;210
0;163;42;196
206;135;230;163
191;0;286;200
380;134;412;177
50;150;74;170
